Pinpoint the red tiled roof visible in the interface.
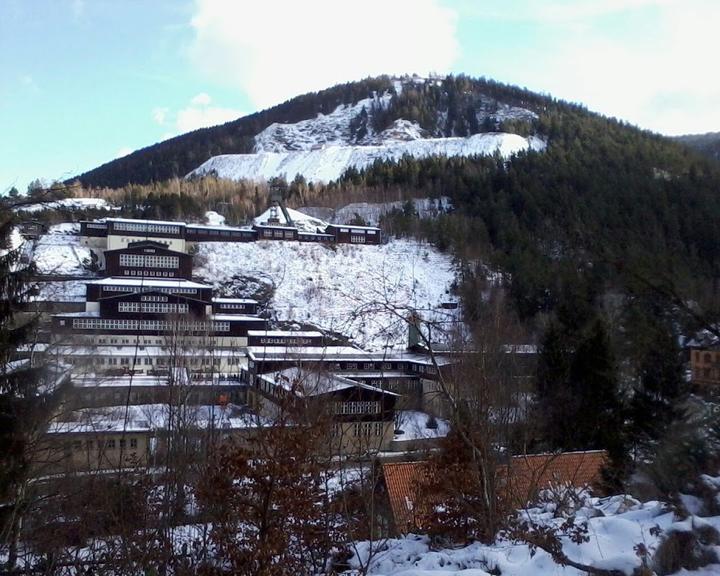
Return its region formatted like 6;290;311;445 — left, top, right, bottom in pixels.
382;450;607;534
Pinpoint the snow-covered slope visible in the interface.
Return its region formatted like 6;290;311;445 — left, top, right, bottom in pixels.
15;197;116;213
193;238;459;349
188;133;545;184
349;492;720;576
32;223;93;276
303;197;453;227
187;81;544;184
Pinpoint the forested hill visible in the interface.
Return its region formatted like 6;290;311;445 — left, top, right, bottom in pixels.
674;131;720;162
73;74;618;189
71;76;395;188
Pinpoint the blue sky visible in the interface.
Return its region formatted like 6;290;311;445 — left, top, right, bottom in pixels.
1;0;716;192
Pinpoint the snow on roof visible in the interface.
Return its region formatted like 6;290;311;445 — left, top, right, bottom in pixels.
48;402;261;434
107;217;187;227
89;277;211;289
247;330;323;337
213;297;259;304
247;345;366;361
326;223;381;231
258;367;397;397
211;314;266;322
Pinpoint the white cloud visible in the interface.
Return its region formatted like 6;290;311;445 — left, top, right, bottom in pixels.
188;0;459;109
176;103;241;132
152;107;169;125
153;94;243;138
190;92;212;106
115;146;133;158
471;0;720;134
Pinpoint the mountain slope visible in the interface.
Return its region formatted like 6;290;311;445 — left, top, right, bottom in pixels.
674;131;720;161
188;132;544;183
71;75;555;188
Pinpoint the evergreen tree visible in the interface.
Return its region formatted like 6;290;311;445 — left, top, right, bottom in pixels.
0;196;42;569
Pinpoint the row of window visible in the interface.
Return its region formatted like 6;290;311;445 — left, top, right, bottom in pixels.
112;222;180;235
119;254;180;268
260;230;295;239
71;438;138;451
118;302;189;314
350;235;366;243
331;421;385;437
141;295;168;302
102;285;199;295
334;401;382;415
92;356;231;366
123;270;178;277
71;318;230;332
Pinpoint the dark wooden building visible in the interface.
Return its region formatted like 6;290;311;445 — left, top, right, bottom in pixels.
104;241;192;279
324;224;382;244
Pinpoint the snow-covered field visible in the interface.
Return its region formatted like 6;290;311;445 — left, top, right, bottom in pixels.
193;238;459;349
188;133;545;184
32;223;93;276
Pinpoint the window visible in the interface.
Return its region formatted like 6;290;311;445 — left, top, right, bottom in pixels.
130;438;138;449
335;401;381;415
106;439;116;449
120;254;180;269
119;439;126;449
119;302;189;314
113;222;180;235
352;422;383;437
350;235;366;244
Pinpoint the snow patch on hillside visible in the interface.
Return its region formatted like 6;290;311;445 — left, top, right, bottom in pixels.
32;223;93;276
193;238;459;349
254;94;392;153
303;197;453;227
15;197;116;213
188;133;545;184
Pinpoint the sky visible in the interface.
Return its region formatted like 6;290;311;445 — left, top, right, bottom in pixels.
0;0;716;192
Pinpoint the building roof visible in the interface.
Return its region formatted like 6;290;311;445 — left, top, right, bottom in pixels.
247;330;323;338
104;240;187;254
210;314;266;322
212;297;259;304
325;223;381;232
48;402;261;434
106;217;187;227
88;277;211;289
382;450;608;534
247;346;453;366
257;367;397;397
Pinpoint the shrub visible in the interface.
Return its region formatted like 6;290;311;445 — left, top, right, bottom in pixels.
653;525;720;575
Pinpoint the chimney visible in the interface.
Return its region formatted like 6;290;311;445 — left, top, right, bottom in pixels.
407;311;423;350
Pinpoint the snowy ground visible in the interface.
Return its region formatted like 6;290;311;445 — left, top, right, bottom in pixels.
32;223;93;276
394;410;450;441
193;238;459;350
350;493;720;576
15;197;116;213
